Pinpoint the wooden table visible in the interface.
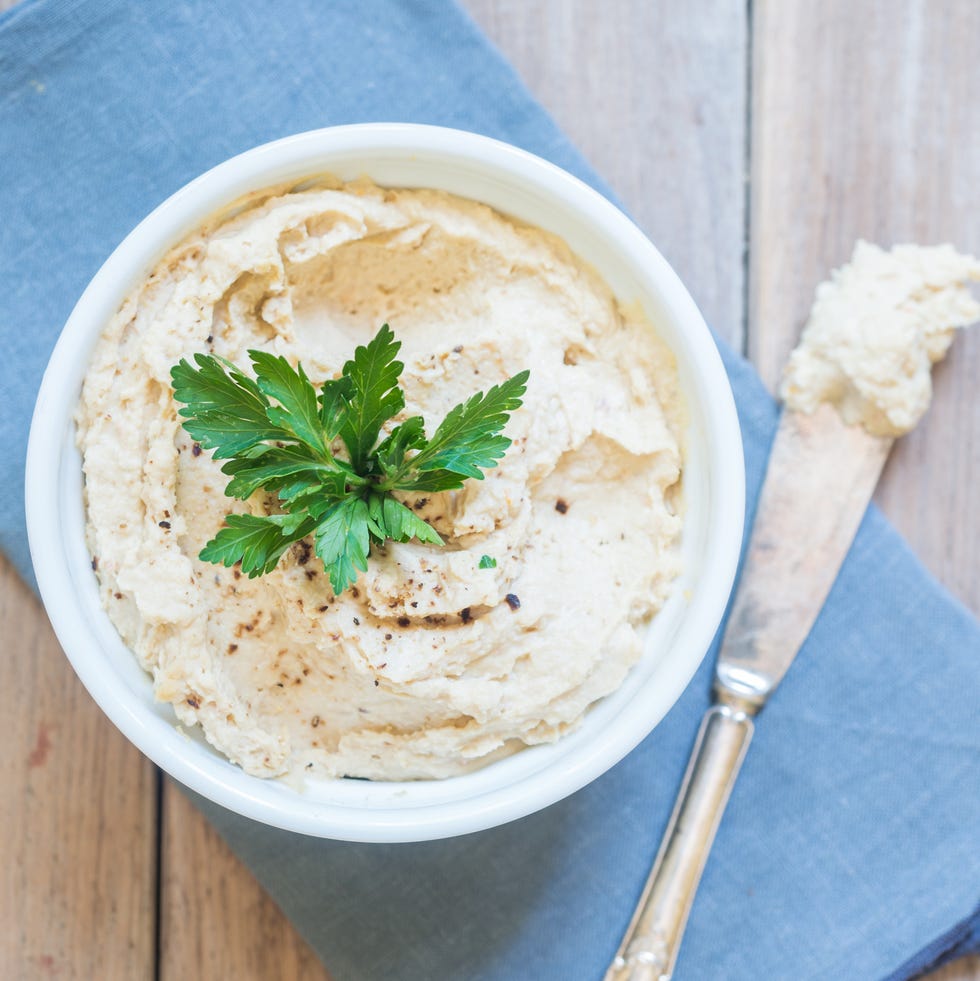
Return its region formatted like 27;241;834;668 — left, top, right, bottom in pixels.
2;1;977;977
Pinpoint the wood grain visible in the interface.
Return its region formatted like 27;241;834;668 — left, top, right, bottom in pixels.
0;554;157;980
1;0;976;978
462;0;748;348
934;956;980;981
750;0;980;613
160;786;328;981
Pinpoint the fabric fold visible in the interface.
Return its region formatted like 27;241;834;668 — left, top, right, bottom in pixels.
1;1;977;978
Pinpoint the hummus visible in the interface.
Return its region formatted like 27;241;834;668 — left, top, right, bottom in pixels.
781;241;980;436
77;178;684;780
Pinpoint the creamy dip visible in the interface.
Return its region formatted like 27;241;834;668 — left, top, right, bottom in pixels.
781;241;980;436
77;178;684;780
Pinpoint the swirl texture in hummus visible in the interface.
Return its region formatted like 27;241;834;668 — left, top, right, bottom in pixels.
77;178;684;780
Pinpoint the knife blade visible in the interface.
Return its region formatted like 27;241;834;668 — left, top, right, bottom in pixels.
605;402;892;981
716;401;892;705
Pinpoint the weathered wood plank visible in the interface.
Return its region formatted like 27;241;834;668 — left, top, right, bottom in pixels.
933;959;980;981
0;555;157;980
160;785;328;981
464;0;749;348
750;0;980;614
2;0;974;978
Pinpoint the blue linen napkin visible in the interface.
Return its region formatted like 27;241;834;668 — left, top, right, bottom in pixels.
1;1;977;978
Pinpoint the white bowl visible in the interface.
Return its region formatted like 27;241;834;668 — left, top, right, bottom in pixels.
25;124;744;842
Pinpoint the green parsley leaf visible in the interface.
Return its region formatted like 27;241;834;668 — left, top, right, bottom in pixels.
319;375;355;439
375;415;426;475
171;354;288;459
387;370;529;490
249;351;328;458
335;323;405;472
313;497;371;594
171;325;528;595
478;554;497;569
367;492;444;547
200;512;314;578
219;444;349;501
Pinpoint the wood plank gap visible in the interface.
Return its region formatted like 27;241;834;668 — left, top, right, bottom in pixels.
154;767;164;981
740;0;754;358
159;780;329;980
462;0;748;349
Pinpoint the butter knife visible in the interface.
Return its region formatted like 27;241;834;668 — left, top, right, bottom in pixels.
604;401;893;981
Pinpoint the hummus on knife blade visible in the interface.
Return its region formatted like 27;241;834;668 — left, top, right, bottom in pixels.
782;241;980;436
77;179;684;780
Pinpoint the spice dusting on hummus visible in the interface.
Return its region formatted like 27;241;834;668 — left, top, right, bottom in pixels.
782;241;980;436
77;178;684;780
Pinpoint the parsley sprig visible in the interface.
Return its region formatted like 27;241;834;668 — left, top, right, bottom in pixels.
171;325;528;594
